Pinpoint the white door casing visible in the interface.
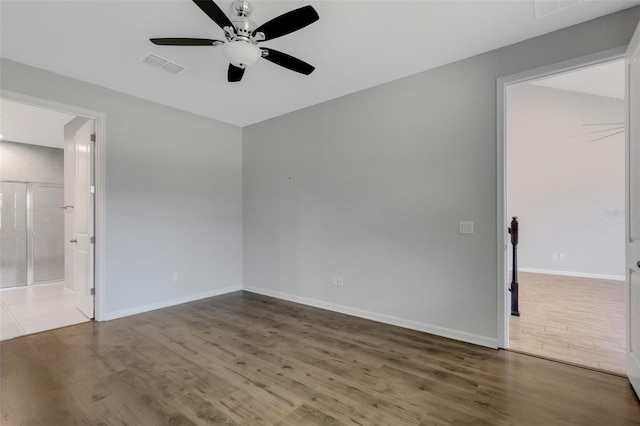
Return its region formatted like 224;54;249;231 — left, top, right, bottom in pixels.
625;20;640;399
73;120;95;318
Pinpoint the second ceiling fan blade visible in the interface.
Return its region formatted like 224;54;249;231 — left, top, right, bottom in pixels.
253;5;319;41
150;38;224;46
228;64;245;82
261;49;315;75
193;0;234;30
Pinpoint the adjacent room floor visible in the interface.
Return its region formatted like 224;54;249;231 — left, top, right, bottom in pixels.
509;272;625;375
0;282;90;341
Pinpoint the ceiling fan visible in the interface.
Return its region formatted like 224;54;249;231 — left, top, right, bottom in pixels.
150;0;319;82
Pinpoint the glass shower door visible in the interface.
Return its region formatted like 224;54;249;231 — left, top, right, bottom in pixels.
0;182;28;288
32;184;65;284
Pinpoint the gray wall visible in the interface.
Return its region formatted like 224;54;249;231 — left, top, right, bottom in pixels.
0;58;243;318
508;85;625;279
243;8;639;347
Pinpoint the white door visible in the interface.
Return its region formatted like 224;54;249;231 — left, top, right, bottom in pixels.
73;120;95;318
63;118;79;295
625;21;640;398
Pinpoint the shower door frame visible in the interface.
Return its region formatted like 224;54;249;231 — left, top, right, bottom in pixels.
1;180;65;287
26;183;32;286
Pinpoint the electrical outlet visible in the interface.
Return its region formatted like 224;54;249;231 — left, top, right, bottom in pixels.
332;275;338;286
559;253;565;261
337;276;344;287
459;221;474;234
171;272;178;282
551;253;558;260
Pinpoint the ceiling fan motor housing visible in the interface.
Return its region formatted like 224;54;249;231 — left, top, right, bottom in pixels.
228;1;263;40
231;1;252;18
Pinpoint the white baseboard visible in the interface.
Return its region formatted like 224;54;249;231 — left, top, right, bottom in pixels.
243;285;497;349
516;267;624;281
102;285;242;321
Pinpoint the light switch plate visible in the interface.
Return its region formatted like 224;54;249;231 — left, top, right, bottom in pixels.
459;221;474;234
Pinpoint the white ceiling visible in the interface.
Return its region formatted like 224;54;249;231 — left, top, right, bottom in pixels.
1;1;638;127
0;99;75;149
531;58;625;99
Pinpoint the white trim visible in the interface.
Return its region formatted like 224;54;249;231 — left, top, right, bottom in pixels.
496;73;509;350
0;280;65;293
515;267;624;281
626;21;640;394
496;46;627;349
244;286;497;349
102;285;242;321
0;89;107;322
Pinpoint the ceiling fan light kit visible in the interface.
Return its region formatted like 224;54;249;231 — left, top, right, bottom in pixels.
149;0;319;82
222;41;260;67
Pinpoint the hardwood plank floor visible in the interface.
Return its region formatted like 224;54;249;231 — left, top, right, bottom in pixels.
1;291;639;425
509;272;626;374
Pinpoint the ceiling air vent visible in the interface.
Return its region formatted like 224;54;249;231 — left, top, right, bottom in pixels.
161;62;185;75
533;0;584;18
140;53;187;75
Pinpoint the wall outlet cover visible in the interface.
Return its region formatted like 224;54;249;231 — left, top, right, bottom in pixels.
459;221;474;234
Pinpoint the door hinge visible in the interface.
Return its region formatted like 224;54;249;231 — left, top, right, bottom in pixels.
90;133;96;142
90;185;95;194
90;236;95;244
90;288;95;296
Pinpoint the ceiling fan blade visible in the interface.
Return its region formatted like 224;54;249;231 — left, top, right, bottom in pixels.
193;0;234;31
261;49;315;75
566;126;625;139
228;64;245;82
253;5;319;41
150;38;224;46
591;130;625;142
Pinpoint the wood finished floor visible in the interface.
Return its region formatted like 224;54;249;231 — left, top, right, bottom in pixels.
509;272;626;375
1;291;639;425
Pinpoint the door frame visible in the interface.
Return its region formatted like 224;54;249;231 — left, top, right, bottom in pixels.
1;89;107;321
495;46;627;349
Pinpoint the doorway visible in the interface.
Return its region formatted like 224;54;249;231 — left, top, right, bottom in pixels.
497;51;627;375
0;96;101;340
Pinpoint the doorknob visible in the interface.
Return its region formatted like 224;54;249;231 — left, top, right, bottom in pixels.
59;205;74;210
70;239;77;244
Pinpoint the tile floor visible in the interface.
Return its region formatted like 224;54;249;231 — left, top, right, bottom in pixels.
0;282;90;341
